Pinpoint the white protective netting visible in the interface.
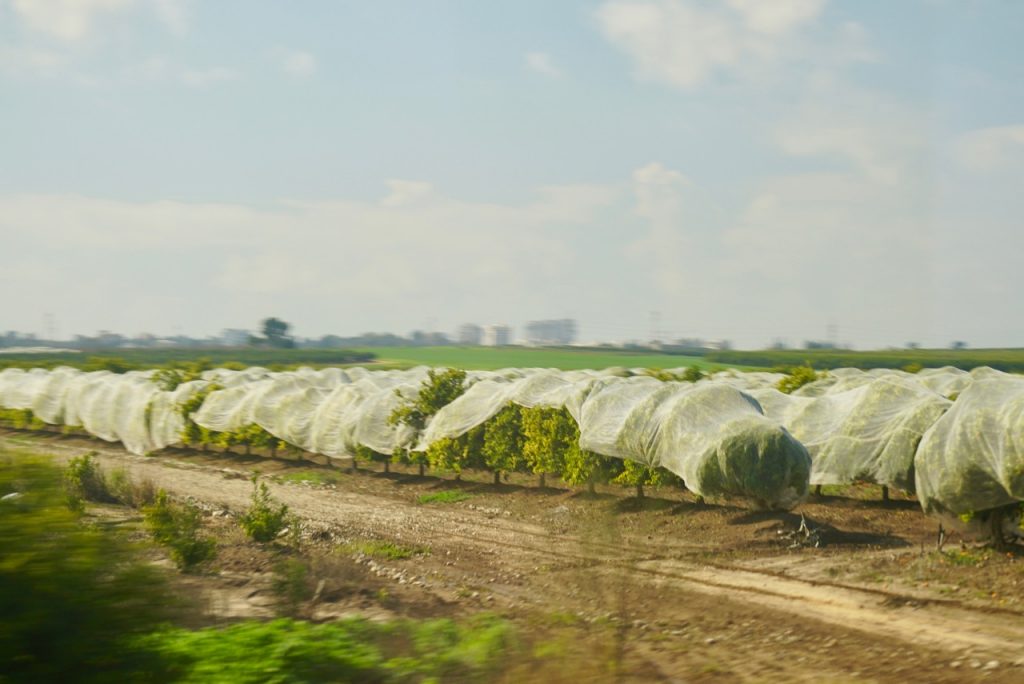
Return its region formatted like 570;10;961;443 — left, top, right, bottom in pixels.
419;372;810;509
1;364;1020;514
750;375;952;491
915;372;1024;515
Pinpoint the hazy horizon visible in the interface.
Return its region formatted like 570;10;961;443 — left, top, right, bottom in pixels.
2;1;1022;349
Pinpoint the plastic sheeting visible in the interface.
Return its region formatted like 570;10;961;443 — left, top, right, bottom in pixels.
578;378;810;509
915;372;1024;515
2;364;1021;514
752;375;951;491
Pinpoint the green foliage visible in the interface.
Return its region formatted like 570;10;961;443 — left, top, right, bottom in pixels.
82;356;139;373
239;476;291;544
0;407;38;429
177;383;222;447
143;490;216;571
525;407;620;492
0;454;178;682
682;364;706;383
613;460;669;498
481;404;525;478
137;614;517;683
776;364;821;394
152;358;211;391
425;426;484;476
353;444;392;471
417;490;474;505
254;317;295;349
388;367;469;433
271;558;314;617
0;348;375;373
708;348;1024;374
645;369;681;381
342;539;428;560
63;452;114;511
520;407;574;483
391;445;430;473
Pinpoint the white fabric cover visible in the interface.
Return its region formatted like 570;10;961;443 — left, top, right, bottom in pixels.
915;372;1024;514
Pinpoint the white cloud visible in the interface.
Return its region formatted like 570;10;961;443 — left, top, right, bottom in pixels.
955;125;1024;172
11;0;133;41
595;0;825;88
281;50;317;78
179;66;237;87
152;0;188;36
380;180;433;207
0;44;67;76
726;0;824;35
773;79;925;186
525;51;561;78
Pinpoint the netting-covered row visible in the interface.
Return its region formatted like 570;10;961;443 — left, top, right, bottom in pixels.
0;364;1019;514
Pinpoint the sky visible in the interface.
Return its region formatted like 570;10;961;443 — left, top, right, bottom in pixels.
1;0;1022;349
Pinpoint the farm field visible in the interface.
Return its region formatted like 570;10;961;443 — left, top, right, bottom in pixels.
0;345;756;373
4;431;1023;682
332;346;752;371
708;348;1024;373
0;347;375;372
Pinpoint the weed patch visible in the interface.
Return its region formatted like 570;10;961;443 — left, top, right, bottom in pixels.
417;490;474;505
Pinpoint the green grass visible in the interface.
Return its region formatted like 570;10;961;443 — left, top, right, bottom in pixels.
341;539;428;560
417;490;475;505
708;348;1024;373
276;469;345;486
0;348;375;372
352;345;762;371
138;615;517;683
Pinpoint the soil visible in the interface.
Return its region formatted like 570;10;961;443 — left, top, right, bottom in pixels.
4;428;1024;683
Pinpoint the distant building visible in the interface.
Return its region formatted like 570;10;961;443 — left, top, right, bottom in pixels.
220;329;250;347
456;324;483;345
481;324;512;347
524;318;577;346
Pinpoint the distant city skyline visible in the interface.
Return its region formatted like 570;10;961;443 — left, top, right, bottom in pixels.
2;1;1022;349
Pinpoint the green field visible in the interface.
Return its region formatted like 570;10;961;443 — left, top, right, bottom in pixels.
706;348;1024;373
352;346;756;371
0;348;374;372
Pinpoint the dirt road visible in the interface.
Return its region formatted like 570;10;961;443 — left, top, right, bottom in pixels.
6;430;1024;682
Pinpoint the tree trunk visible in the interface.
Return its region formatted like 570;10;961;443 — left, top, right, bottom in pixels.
588;481;596;495
418;463;425;477
881;485;890;502
493;471;500;485
269;444;276;458
245;444;251;456
814;484;823;497
539;472;546;488
636;483;645;499
384;460;390;474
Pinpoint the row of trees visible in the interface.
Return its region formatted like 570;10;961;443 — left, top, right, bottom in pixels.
379;369;679;497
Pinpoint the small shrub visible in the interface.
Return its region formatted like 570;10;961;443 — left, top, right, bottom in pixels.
143;490;216;571
63;453;113;511
107;468;157;508
682;364;706;383
239;476;291;543
0;455;179;682
776;364;821;394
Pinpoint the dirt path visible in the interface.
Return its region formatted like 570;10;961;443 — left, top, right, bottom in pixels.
7;431;1024;682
